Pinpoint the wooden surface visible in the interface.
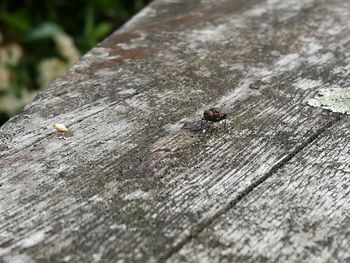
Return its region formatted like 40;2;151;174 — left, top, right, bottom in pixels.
171;118;350;262
1;0;350;262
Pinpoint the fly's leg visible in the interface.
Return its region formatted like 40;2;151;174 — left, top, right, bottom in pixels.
207;121;213;131
201;119;208;129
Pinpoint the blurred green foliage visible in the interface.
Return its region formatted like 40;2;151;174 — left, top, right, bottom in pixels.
0;0;151;126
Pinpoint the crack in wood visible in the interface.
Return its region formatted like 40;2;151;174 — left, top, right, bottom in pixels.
158;114;342;262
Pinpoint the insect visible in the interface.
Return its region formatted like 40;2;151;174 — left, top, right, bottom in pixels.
201;108;227;129
53;123;68;132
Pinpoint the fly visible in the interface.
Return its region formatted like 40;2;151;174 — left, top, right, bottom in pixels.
201;108;227;129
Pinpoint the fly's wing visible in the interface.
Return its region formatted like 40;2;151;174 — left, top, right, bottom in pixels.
209;108;220;113
209;107;231;119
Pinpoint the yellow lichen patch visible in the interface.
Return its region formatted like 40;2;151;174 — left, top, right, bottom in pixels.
53;123;68;132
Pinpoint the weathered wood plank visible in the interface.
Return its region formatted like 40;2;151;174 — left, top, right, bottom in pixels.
170;117;350;263
1;0;349;262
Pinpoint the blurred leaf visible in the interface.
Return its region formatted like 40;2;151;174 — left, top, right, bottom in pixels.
0;10;30;33
84;5;94;43
0;0;153;126
89;22;111;45
83;5;112;47
26;23;62;41
134;0;146;11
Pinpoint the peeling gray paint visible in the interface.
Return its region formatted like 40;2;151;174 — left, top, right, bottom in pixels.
308;88;350;114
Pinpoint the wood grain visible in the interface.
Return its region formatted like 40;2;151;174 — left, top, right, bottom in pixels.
170;116;350;263
1;0;349;262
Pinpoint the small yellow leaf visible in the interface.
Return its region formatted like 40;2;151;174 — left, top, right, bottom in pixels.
53;123;68;132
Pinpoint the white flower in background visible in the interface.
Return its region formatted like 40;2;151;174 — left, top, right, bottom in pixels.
0;66;10;90
37;58;67;87
0;89;37;115
0;44;23;66
37;32;80;87
54;32;80;64
0;40;23;91
0;28;81;118
0;38;33;115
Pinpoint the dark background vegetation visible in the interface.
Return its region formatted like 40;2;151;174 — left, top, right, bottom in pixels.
0;0;151;126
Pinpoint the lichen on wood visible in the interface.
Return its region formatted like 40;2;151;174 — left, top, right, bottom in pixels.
308;88;350;114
